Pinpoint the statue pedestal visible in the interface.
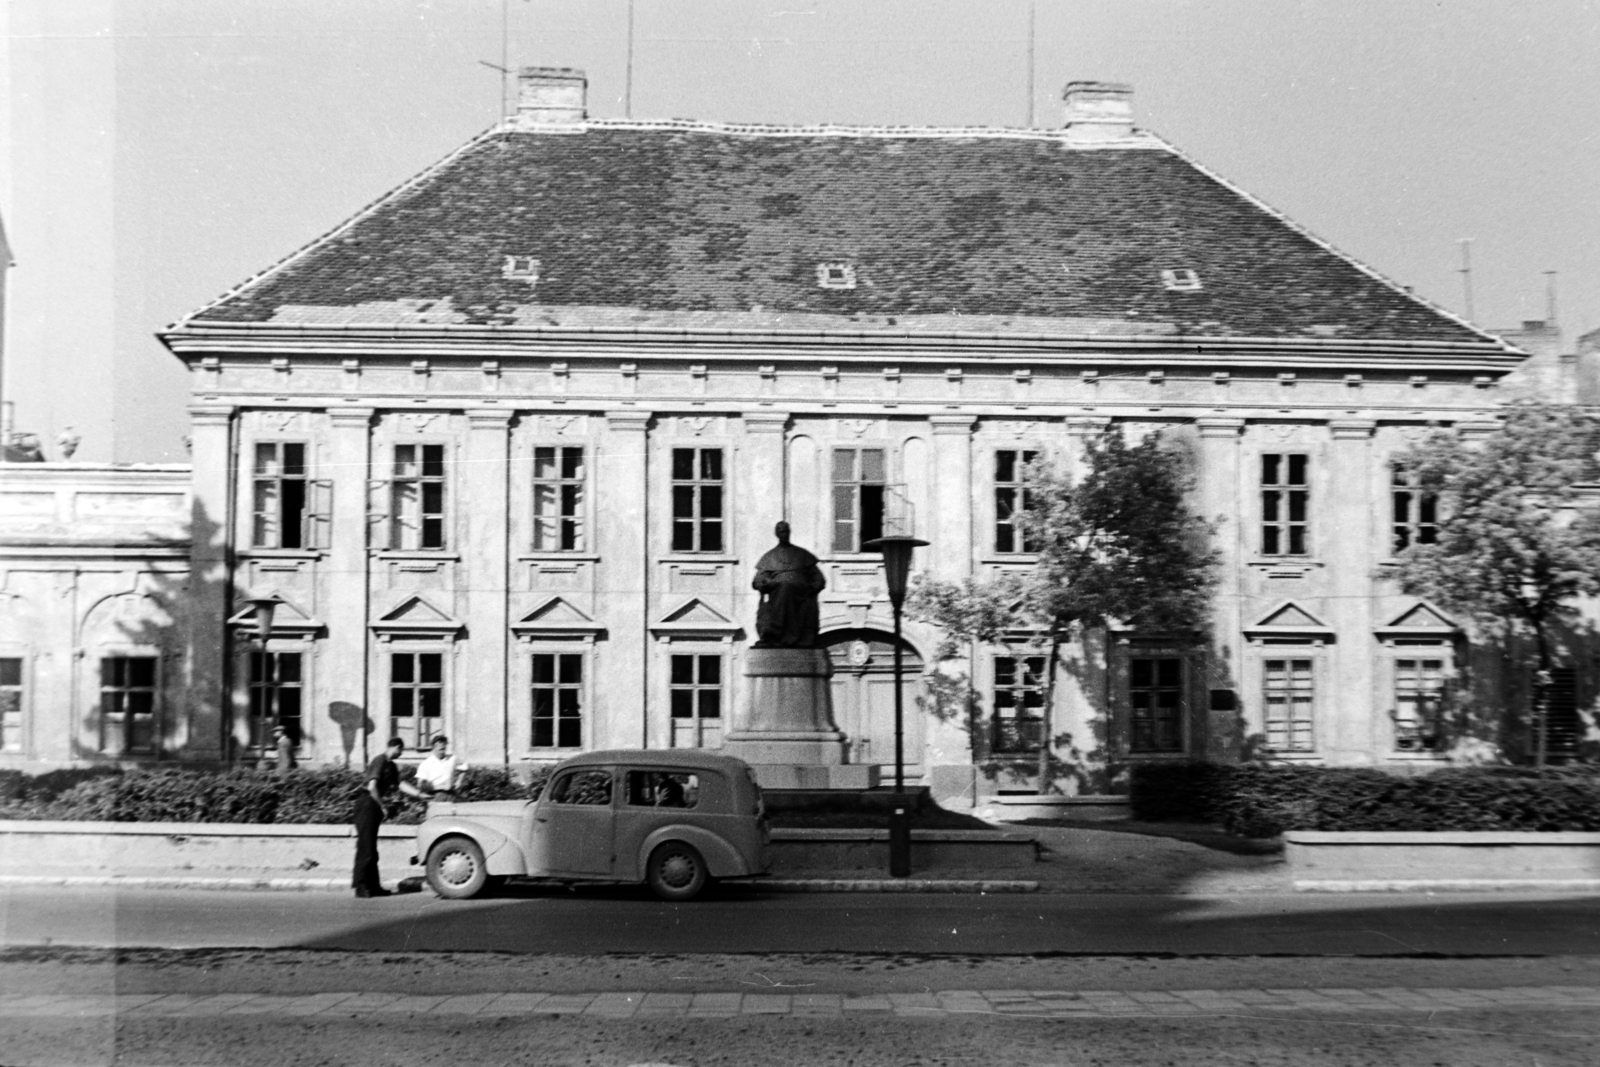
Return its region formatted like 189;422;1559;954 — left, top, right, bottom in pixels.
722;647;877;790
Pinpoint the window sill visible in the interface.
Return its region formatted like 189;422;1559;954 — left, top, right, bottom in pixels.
1260;752;1323;762
1246;559;1324;569
980;555;1039;565
520;552;601;562
373;550;460;561
823;554;887;565
658;555;740;564
239;548;325;560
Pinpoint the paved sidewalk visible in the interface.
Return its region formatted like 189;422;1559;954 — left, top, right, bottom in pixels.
3;985;1597;1020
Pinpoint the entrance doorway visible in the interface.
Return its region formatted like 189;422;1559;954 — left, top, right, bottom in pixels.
821;629;926;781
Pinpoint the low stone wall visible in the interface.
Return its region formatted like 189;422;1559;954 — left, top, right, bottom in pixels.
0;821;1039;878
1285;831;1600;891
973;795;1131;823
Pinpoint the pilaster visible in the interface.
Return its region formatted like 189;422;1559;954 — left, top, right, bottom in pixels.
1325;419;1376;761
323;406;373;766
1196;417;1244;761
598;410;652;749
184;404;235;759
928;415;976;578
461;408;512;765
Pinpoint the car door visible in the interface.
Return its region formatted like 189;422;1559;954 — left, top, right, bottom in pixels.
527;767;616;876
612;768;701;881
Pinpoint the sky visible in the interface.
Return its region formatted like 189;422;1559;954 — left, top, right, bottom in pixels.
2;0;1598;462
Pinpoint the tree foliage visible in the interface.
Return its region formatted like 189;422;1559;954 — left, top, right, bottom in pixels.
907;430;1217;785
1393;401;1600;763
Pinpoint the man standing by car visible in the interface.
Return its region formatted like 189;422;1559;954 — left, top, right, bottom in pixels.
414;735;468;798
353;737;420;898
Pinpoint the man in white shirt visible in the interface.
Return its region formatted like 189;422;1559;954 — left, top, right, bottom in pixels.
415;735;468;797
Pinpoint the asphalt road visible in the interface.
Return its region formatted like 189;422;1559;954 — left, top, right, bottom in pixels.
6;884;1600;955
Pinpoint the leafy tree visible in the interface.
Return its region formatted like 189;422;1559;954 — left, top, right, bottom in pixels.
908;430;1217;788
1393;401;1600;766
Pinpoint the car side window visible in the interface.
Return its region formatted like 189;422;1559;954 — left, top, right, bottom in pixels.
548;769;613;806
625;771;698;809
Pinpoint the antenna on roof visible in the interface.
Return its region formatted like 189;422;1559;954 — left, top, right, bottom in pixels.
626;0;636;119
1457;238;1475;322
1026;1;1036;128
1544;270;1558;326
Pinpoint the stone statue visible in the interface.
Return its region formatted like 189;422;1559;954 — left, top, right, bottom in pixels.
752;521;826;648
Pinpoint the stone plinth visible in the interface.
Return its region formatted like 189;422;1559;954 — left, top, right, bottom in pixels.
723;647;874;790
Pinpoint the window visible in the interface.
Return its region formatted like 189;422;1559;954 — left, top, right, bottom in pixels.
99;656;157;755
994;450;1038;554
1261;453;1309;556
391;444;447;550
816;262;857;289
532;652;584;748
1393;655;1445;751
670;654;722;748
247;652;302;751
626;770;700;809
832;448;886;553
1160;268;1202;292
390;651;443;749
1263;656;1315;753
548;768;611;805
533;446;585;551
1544;667;1581;761
252;442;307;548
992;655;1046;754
671;448;724;552
1391;466;1438;552
1129;656;1183;753
0;658;21;753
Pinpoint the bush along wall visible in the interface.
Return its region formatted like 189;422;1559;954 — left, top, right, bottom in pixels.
0;765;547;825
1129;762;1600;837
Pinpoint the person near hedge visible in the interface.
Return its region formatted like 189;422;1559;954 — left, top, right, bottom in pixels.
352;737;421;898
272;725;296;779
414;735;468;798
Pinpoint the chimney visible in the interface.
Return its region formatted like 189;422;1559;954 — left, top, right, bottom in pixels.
513;67;587;128
1062;81;1135;142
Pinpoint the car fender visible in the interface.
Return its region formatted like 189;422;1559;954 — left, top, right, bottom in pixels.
638;824;748;878
417;819;528;876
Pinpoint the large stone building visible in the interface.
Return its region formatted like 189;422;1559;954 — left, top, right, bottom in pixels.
4;71;1593;795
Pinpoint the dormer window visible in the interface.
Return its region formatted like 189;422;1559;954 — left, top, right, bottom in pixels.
503;255;541;284
816;263;857;290
1160;268;1202;292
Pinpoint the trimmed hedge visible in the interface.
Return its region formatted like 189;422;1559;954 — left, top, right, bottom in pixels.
0;764;547;825
1130;762;1600;837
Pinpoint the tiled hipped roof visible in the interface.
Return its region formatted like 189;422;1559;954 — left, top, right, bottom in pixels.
191;125;1485;345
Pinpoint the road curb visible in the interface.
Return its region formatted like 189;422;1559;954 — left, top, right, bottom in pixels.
0;874;1040;894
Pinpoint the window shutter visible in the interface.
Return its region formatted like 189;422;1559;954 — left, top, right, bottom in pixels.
306;479;334;550
366;479;390;550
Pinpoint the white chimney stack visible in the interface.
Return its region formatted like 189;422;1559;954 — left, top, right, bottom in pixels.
513;67;587;128
1062;81;1135;142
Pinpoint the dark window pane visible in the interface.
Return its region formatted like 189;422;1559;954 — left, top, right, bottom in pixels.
419;654;442;684
128;658;156;688
0;659;19;686
698;656;720;685
861;485;884;544
1262;492;1280;522
1289;527;1306;555
996;451;1016;482
392;654;414;683
672;519;694;552
422;482;444;513
283;443;306;477
701;449;722;480
1263;526;1280;555
702;521;723;553
421;445;445;477
1157;659;1180;687
557;714;581;748
394;444;416;476
419;688;441;718
532;654;554;684
422;518;444;549
673;449;694;480
995;658;1016;686
673;485;695;519
1262;454;1279;485
561;448;583;480
277;653;302;684
671;690;692;718
671;655;693;685
558;655;582;684
1130;659;1152;688
561;484;581;516
1288;491;1307;522
392;689;414;718
534;447;556;479
699;690;721;719
1288;454;1307;485
995;526;1015;554
701;485;722;518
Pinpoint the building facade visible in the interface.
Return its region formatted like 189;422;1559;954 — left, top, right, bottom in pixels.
6;71;1594;793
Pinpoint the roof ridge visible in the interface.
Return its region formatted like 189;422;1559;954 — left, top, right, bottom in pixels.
505;116;1164;145
171;125;505;328
1148;131;1513;352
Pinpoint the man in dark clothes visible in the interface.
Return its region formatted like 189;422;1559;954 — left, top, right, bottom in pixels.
352;737;419;898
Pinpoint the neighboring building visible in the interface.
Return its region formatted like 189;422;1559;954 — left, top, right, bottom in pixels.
5;71;1592;792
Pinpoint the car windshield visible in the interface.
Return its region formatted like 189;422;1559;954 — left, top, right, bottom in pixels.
625;771;698;809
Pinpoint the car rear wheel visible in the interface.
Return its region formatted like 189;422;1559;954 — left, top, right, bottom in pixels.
646;841;708;902
426;836;488;899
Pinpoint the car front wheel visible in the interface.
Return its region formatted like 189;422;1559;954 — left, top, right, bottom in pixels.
646;841;708;902
426;836;488;899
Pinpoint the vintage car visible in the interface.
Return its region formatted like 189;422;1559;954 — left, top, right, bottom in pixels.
414;749;771;901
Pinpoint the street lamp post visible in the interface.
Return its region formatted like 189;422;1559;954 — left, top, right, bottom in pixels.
862;533;927;878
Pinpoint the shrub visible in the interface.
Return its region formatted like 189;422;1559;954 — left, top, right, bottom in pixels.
1130;762;1600;837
